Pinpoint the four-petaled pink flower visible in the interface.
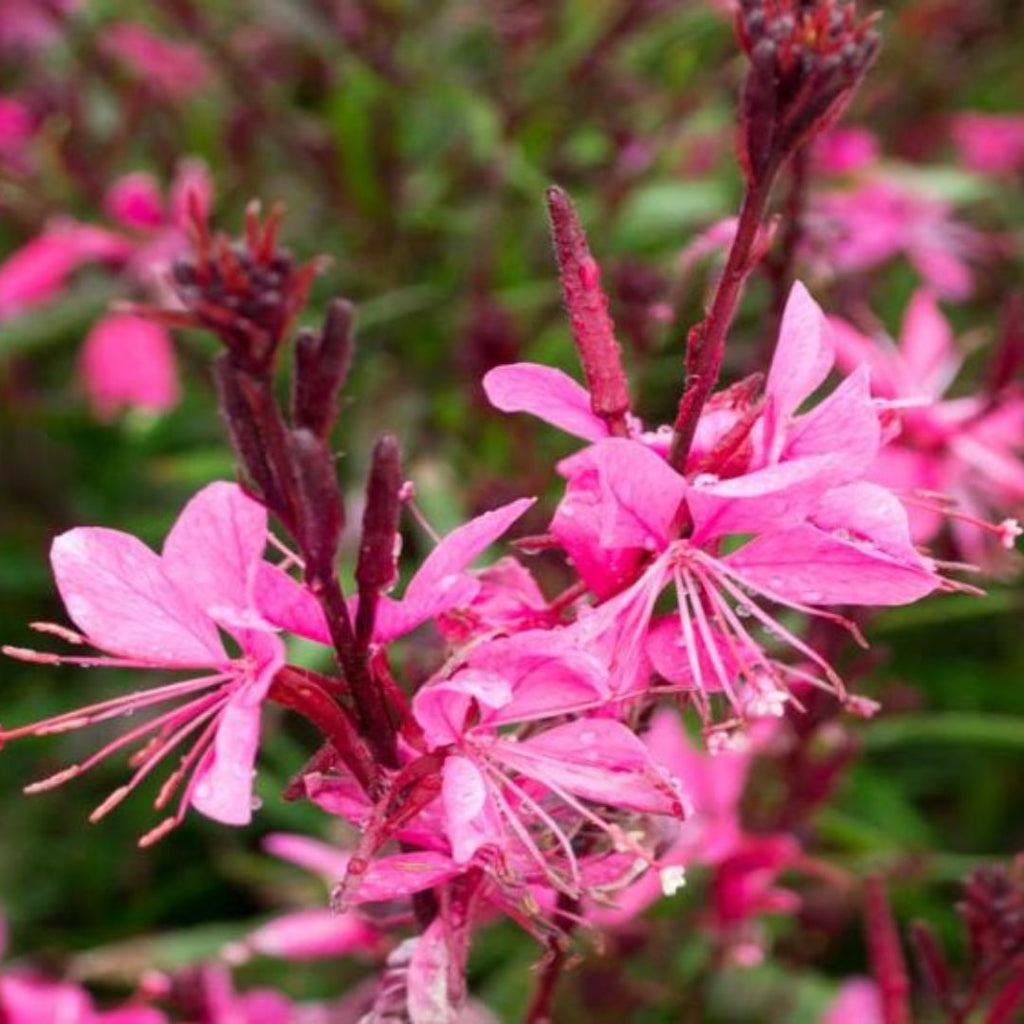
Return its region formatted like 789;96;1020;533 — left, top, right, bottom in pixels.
2;483;284;842
412;631;687;896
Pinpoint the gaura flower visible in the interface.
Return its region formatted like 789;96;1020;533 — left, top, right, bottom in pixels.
78;314;180;420
2;483;284;843
101;23;212;100
951;112;1024;176
411;632;687;899
255;497;537;645
830;289;1024;565
485;283;944;726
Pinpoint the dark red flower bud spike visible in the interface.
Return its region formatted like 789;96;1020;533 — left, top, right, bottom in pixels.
546;186;632;438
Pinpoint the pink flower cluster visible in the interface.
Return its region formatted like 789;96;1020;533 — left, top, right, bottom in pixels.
9;253;1016;1014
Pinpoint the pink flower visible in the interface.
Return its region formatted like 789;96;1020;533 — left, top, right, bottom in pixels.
813;127;880;175
488;284;942;726
0;97;33;163
0;0;76;51
809;180;984;300
411;633;686;897
821;978;884;1023
256;497;536;645
951;113;1024;175
831;290;1024;564
0;161;210;416
101;23;212;99
79;314;180;419
0;917;166;1024
2;483;285;842
0;222;128;321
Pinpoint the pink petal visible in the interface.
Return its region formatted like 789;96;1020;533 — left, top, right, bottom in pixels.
51;527;225;664
0;223;127;320
765;282;835;426
254;563;329;642
351;852;462;904
79;314;180;419
828;316;905;398
497;718;685;817
442;755;503;864
466;631;610;724
909;243;973;301
190;696;264;826
482;362;607;441
559;439;686;550
898;289;958;394
102;23;212;99
784;364;880;474
725;484;939;606
376;497;535;642
822;979;884;1024
246;909;378;960
264;833;351;878
413;669;514;747
104;173;166;230
162;482;268;616
407;919;458;1024
688;454;850;543
0;975;93;1024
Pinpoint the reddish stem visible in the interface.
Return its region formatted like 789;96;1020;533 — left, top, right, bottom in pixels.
866;876;911;1024
667;177;772;474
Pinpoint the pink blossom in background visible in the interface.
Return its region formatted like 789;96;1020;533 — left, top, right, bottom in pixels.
0;160;210;416
79;314;180;419
821;978;884;1023
0;97;33;162
101;23;213;99
809;179;984;299
0;222;128;321
0;0;76;51
1;484;285;841
951;113;1024;175
831;290;1024;565
813;127;880;175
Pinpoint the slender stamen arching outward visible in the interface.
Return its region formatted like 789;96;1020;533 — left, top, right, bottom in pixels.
901;489;1022;551
680;566;742;711
88;694;227;822
493;745;661;867
0;670;233;740
478;759;582;899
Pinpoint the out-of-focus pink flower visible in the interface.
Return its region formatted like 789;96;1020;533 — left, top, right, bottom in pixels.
813;127;880;175
0;0;76;51
951;113;1024;175
0;916;166;1024
821;978;884;1023
0;222;129;321
809;180;984;300
79;314;180;419
2;483;285;841
0;97;34;162
224;833;381;963
831;291;1024;566
101;23;212;99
